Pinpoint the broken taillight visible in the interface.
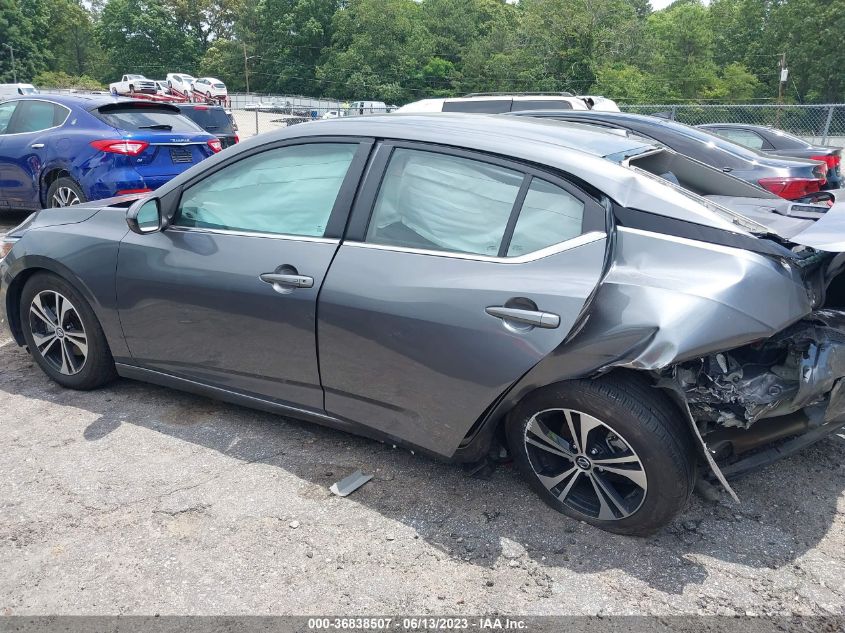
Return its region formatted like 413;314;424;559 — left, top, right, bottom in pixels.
811;153;841;173
758;177;824;200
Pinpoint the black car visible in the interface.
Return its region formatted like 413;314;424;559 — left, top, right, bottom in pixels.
511;110;830;200
174;104;239;149
698;123;843;189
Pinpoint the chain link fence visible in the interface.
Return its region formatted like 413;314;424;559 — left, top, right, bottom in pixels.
619;104;845;146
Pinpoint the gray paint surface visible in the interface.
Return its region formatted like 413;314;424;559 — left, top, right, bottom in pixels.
2;112;844;464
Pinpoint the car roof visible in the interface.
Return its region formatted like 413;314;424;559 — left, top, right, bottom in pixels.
0;94;190;113
698;122;772;131
175;103;226;110
243;112;654;159
2;93;128;108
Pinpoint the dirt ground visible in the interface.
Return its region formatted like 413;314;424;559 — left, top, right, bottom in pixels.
1;211;844;616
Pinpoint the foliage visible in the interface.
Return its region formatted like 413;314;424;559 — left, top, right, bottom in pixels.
33;71;106;90
0;0;841;104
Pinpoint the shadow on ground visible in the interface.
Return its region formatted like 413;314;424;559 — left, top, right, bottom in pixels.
1;337;843;596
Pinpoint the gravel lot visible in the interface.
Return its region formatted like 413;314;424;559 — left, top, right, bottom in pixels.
1;210;844;616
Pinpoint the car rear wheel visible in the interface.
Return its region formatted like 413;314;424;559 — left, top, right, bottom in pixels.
47;177;86;208
506;373;696;536
20;272;117;390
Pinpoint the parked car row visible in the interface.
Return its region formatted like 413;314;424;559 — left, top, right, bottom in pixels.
2;104;845;537
0;95;226;209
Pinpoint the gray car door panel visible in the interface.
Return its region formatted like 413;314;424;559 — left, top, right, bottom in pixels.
318;235;607;457
116;140;370;410
117;229;337;408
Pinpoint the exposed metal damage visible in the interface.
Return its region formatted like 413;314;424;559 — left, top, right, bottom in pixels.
672;309;845;430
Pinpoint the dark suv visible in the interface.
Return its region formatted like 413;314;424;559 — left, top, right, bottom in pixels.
175;104;239;149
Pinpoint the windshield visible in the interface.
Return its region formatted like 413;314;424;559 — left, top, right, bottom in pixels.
20;86;37;95
126;75;144;80
95;106;205;133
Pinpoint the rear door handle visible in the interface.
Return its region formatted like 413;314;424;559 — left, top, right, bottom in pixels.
486;306;560;329
31;143;44;149
260;272;314;288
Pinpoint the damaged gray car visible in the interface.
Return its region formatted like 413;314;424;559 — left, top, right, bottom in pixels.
2;114;845;535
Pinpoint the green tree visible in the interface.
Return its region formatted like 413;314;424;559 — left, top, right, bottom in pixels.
317;0;435;101
96;0;200;81
0;0;50;82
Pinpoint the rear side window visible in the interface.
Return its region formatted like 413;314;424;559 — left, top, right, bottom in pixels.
178;107;234;134
511;100;573;112
95;106;204;133
366;148;590;258
508;179;584;256
442;100;512;114
366;149;523;256
6;100;68;133
711;128;767;151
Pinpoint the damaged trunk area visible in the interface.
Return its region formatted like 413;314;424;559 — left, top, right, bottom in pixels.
668;309;845;477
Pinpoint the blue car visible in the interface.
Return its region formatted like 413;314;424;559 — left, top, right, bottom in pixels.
0;94;221;210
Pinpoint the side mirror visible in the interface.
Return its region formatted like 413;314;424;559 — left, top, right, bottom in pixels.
126;197;162;234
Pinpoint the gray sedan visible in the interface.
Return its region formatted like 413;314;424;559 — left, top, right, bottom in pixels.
3;114;845;535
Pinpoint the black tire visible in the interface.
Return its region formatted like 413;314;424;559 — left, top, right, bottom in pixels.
46;177;86;208
19;272;117;390
506;373;696;536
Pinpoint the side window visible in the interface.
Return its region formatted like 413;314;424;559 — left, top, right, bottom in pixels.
442;100;513;114
365;148;524;256
6;101;68;134
714;128;766;150
175;143;358;237
507;179;584;256
0;102;17;134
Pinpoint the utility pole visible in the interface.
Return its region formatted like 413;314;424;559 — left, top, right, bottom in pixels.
3;44;16;83
776;52;787;127
243;43;250;95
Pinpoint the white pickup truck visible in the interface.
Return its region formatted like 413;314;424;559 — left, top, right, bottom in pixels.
108;74;158;95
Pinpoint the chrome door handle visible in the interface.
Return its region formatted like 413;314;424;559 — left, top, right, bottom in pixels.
31;143;44;149
259;272;314;288
486;306;560;329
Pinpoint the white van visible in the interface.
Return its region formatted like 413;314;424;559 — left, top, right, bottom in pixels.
348;100;388;116
0;83;39;98
396;93;620;114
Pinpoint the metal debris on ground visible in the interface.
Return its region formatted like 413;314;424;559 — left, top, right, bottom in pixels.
329;470;373;497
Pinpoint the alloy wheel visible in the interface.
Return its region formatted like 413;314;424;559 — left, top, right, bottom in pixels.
28;290;88;375
51;186;80;207
524;408;647;521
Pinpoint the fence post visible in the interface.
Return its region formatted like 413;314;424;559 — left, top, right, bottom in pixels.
821;105;834;145
670;105;677;121
254;108;259;137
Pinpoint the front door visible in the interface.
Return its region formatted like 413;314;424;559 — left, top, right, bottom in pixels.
117;140;369;410
318;144;608;456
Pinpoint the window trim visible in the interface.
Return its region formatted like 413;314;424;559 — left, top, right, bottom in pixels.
165;136;374;239
345;139;606;260
1;99;71;136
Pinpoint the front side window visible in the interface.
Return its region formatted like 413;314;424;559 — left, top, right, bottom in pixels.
7;101;68;134
366;148;524;256
0;101;17;134
175;143;358;237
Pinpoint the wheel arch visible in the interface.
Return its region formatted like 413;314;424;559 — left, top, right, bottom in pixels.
5;257;102;347
453;368;692;464
39;167;73;208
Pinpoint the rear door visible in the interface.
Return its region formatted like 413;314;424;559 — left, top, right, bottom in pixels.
318;142;608;456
